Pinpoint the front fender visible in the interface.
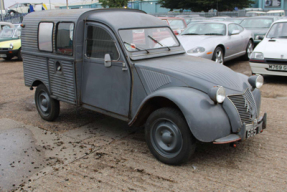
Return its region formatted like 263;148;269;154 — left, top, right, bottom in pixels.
130;87;231;142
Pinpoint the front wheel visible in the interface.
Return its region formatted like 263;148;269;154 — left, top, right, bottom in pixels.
145;108;196;165
18;48;22;61
35;84;60;121
212;47;224;65
243;40;254;60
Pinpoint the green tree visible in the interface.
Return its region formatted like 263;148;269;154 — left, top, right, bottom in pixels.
99;0;129;8
158;0;255;12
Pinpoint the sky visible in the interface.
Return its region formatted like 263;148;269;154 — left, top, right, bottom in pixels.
3;0;83;9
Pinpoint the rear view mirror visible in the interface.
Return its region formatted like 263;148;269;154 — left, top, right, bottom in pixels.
104;53;111;68
231;30;240;35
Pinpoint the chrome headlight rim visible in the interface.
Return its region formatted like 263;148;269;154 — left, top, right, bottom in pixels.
208;86;226;104
9;43;13;50
248;75;264;89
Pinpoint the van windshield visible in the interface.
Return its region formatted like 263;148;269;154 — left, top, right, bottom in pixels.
119;27;179;52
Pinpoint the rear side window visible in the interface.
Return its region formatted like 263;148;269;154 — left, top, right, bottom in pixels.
38;22;53;52
86;26;119;60
56;23;74;56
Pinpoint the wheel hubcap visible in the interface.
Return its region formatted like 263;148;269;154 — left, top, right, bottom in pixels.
151;119;183;158
215;50;223;64
38;91;50;114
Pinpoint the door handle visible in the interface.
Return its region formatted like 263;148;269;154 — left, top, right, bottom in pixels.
122;63;128;71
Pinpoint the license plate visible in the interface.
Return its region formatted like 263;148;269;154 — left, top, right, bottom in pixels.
0;54;6;57
269;64;287;71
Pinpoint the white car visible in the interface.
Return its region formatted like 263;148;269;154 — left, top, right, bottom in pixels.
249;19;287;76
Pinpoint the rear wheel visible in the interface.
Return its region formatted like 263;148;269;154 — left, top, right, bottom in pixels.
243;40;254;60
145;108;196;165
35;84;60;121
212;47;224;65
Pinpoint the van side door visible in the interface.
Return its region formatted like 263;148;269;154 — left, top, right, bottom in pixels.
81;22;131;117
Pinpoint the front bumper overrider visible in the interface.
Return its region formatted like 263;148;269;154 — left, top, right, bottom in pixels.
213;113;267;144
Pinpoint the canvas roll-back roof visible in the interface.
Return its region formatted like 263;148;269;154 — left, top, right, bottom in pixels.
86;10;168;30
23;8;167;30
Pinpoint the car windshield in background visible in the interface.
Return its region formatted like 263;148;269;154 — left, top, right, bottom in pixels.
167;19;185;29
182;23;226;36
226;19;243;24
267;22;287;39
119;27;179;52
241;19;273;28
0;28;21;39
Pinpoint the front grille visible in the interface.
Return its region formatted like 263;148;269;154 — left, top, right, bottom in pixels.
0;48;9;51
266;59;287;65
228;89;257;125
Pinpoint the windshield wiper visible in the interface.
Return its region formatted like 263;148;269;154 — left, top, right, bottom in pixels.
182;33;200;35
123;41;149;53
147;35;171;51
204;33;223;35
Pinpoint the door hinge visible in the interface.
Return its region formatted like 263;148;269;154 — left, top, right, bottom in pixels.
122;63;128;71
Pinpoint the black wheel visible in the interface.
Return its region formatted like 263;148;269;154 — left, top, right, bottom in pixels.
212;46;224;65
243;40;254;60
18;48;22;61
145;108;196;165
35;84;60;121
4;56;13;61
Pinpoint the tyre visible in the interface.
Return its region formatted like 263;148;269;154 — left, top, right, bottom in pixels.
212;46;224;65
35;84;60;121
243;40;254;60
3;56;12;61
18;48;22;61
145;108;196;165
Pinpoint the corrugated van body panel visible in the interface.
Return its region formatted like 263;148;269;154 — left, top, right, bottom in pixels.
23;54;49;90
48;59;76;104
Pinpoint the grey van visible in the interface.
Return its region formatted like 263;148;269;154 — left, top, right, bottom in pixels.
22;9;267;165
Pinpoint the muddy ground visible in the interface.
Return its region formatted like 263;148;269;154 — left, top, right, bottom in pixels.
0;58;287;191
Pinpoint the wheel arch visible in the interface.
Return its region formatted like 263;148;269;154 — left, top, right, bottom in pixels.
31;80;45;87
217;44;225;56
130;96;183;128
129;87;231;142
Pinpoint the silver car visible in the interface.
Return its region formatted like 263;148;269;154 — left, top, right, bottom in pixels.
175;21;254;64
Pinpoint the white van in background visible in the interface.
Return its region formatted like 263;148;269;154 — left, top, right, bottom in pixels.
267;10;285;17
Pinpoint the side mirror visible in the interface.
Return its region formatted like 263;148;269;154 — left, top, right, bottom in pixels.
230;30;240;35
104;53;112;68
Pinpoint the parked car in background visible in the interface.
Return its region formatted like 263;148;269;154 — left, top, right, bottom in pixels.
169;21;254;64
175;15;203;25
225;17;245;24
6;3;54;16
0;27;22;60
0;22;14;32
159;17;187;35
245;11;267;17
22;9;266;165
210;16;231;21
240;16;280;44
250;19;287;76
266;10;285;17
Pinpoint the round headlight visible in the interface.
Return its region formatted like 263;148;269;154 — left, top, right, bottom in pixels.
208;86;226;104
248;75;264;89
